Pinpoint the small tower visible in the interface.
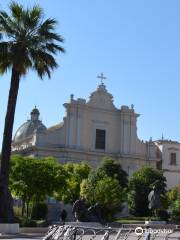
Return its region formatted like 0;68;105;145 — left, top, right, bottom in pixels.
30;106;40;121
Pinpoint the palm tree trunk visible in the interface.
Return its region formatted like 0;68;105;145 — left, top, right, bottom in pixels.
0;68;20;223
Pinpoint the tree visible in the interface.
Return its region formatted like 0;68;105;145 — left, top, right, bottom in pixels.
31;202;48;220
80;158;128;219
10;155;66;218
99;157;128;188
55;163;91;204
128;167;166;216
80;170;103;205
80;170;126;219
0;2;64;222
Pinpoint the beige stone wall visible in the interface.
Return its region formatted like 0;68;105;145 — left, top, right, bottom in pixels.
164;171;180;189
12;84;159;177
155;140;180;189
19;146;157;177
61;85;157;161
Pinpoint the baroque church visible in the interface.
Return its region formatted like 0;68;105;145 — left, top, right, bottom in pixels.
11;75;180;220
12;78;160;178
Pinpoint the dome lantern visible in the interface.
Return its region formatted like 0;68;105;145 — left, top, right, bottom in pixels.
31;106;40;121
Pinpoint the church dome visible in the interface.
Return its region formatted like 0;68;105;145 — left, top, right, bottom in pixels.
14;107;46;143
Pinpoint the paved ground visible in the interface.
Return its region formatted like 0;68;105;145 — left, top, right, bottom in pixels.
0;232;180;240
0;229;179;239
1;238;42;240
0;233;43;239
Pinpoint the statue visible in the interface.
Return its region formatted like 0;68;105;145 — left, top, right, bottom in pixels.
88;203;103;222
72;199;90;222
72;199;103;223
148;185;162;216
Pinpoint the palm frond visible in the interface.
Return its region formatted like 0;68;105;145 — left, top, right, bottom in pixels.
0;2;64;78
40;31;64;42
0;41;10;57
45;43;65;54
40;18;57;31
0;41;13;73
0;60;11;74
34;61;51;79
0;12;15;36
30;48;58;68
0;11;9;19
23;6;43;31
30;5;43;20
9;1;23;19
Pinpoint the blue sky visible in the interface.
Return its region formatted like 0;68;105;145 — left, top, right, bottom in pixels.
1;0;180;147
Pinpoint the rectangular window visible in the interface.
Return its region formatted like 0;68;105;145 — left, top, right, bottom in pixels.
170;152;176;165
95;129;106;150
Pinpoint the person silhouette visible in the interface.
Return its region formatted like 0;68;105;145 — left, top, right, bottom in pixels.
61;209;67;224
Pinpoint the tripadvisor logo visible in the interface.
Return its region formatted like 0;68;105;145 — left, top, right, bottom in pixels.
135;227;144;236
135;227;173;236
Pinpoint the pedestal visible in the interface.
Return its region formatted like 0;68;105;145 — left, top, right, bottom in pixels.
63;222;103;228
0;223;19;234
145;220;166;225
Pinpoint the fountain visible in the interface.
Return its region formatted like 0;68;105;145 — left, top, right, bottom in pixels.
43;199;179;240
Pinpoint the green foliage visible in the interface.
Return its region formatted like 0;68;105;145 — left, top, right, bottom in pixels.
55;162;91;204
167;185;180;203
31;202;48;220
128;167;166;216
80;157;128;219
114;216;161;223
20;219;37;227
80;169;106;204
80;170;126;219
171;199;180;222
155;209;169;221
166;185;180;221
99;157;128;188
10;155;66;217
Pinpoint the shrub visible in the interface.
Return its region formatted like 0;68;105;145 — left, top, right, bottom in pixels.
31;202;48;220
80;171;126;220
156;209;169;221
20;219;37;227
171;199;180;222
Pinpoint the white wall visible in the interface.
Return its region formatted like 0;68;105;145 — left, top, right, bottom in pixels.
156;141;180;189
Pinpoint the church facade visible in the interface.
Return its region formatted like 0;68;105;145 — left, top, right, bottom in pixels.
12;82;159;176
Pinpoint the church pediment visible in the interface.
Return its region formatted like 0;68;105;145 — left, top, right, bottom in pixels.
87;83;116;110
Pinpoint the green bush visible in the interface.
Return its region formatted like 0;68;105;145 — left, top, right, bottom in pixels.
31;202;48;220
156;209;169;221
80;170;126;220
171;199;180;222
20;219;37;227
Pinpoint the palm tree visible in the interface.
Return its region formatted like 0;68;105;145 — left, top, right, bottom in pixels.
0;2;64;222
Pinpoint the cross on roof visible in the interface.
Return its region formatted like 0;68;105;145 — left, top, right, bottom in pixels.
97;73;107;84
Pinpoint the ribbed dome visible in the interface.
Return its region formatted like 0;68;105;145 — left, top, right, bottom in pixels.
14;107;46;143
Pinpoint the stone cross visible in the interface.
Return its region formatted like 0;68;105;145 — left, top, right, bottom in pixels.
97;73;107;84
